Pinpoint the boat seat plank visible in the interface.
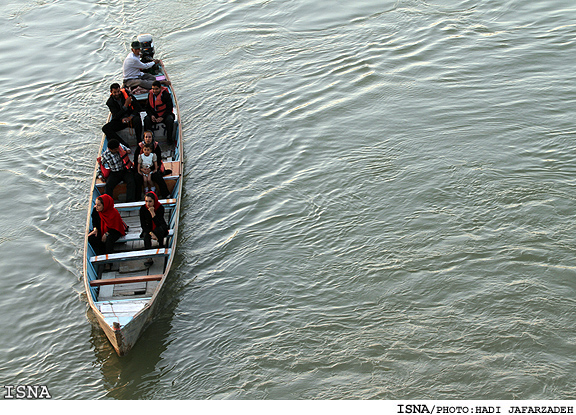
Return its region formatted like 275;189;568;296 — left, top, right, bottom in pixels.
116;229;174;243
90;248;171;264
95;161;181;189
90;274;163;287
162;161;181;177
95;175;180;188
114;199;176;210
133;93;148;101
96;298;150;319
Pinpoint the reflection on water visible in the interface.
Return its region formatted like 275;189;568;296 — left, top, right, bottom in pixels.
91;279;181;399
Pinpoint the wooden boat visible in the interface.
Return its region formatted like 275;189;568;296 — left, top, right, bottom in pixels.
82;41;183;356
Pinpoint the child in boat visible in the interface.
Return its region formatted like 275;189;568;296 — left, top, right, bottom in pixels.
137;142;158;193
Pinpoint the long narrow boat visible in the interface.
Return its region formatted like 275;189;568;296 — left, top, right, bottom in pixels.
83;38;183;356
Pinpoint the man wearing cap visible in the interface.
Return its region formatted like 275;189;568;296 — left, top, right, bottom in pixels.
123;41;166;89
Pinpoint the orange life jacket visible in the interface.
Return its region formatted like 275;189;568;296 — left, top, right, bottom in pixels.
118;146;133;170
138;141;164;172
148;87;169;117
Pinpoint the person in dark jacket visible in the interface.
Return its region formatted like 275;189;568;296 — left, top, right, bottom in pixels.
88;194;126;255
144;81;175;144
102;83;143;145
139;191;169;251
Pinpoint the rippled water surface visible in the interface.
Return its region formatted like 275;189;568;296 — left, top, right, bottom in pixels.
1;0;576;400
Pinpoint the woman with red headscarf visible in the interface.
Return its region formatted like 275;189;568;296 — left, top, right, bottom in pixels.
88;194;126;255
139;191;168;251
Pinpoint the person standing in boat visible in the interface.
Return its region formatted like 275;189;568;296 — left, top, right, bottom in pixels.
100;139;137;202
102;83;143;146
88;194;126;255
133;131;171;199
123;41;166;90
144;81;175;144
139;192;169;266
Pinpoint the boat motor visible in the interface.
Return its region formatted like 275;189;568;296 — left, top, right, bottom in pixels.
137;33;155;62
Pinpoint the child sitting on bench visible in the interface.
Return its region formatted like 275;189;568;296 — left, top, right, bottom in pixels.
137;143;158;193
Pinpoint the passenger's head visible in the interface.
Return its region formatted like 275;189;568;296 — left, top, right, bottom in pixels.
107;139;120;153
131;41;141;54
143;131;154;144
110;83;122;98
94;196;104;212
145;192;159;209
151;81;162;95
95;194;114;212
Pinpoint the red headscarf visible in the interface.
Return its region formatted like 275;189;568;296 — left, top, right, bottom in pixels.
97;194;126;236
145;192;162;230
146;191;162;210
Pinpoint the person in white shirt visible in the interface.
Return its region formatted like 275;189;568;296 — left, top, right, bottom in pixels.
123;41;169;89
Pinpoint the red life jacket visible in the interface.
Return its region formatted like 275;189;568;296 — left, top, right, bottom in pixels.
148;87;169;117
118;146;133;170
138;141;164;172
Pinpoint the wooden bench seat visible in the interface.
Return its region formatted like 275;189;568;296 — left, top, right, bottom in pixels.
162;161;181;177
133;93;149;101
114;199;176;210
95;161;182;188
95;173;180;189
116;229;174;243
90;248;171;264
90;274;163;287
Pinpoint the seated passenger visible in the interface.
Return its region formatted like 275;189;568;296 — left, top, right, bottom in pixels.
123;41;164;90
144;81;175;144
139;192;169;266
88;194;126;255
137;142;158;194
133;131;170;199
100;139;136;202
102;83;143;145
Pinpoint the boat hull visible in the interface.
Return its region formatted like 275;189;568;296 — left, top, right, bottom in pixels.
82;59;182;356
94;298;155;356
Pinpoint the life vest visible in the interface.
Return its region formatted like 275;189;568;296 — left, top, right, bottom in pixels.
138;141;164;172
118;146;133;170
148;87;169;117
111;89;134;110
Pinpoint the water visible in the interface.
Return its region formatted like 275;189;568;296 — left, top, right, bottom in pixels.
1;0;576;400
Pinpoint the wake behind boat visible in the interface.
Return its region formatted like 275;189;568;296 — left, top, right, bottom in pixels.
82;35;183;356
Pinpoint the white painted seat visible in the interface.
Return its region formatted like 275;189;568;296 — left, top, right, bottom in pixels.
114;199;177;210
90;248;171;264
116;229;174;243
